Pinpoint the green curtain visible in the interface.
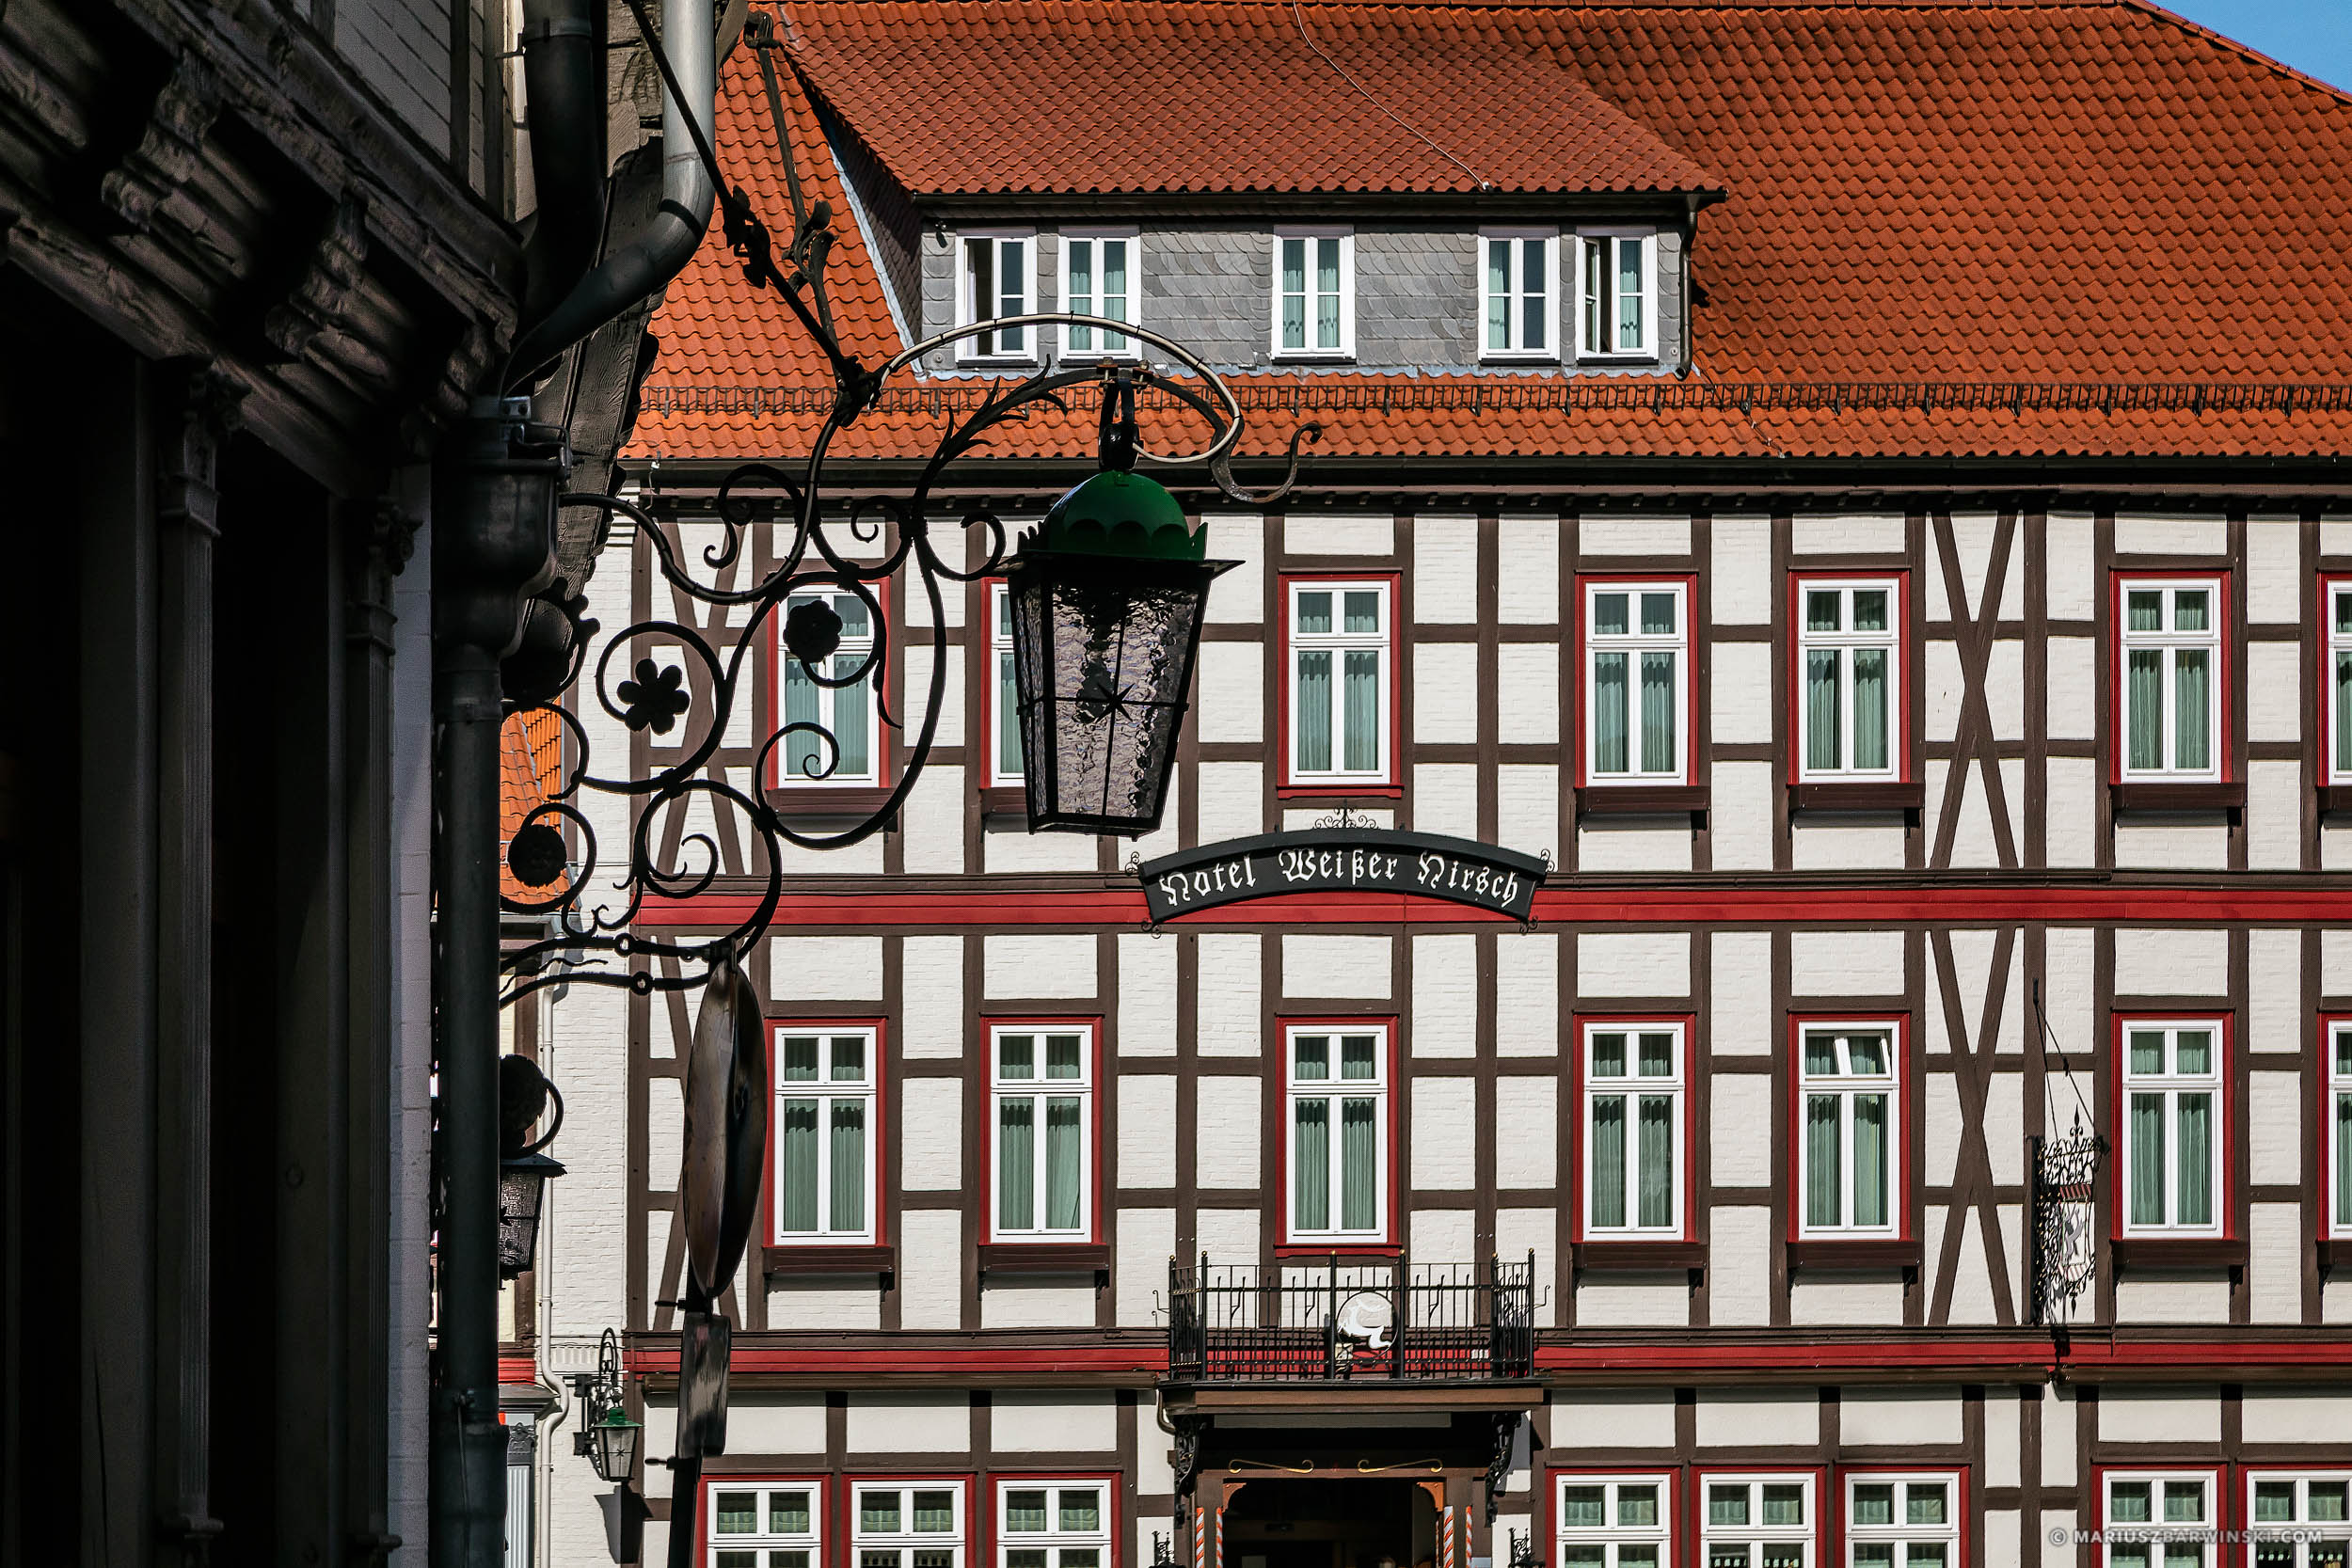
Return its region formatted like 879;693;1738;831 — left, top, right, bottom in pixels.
2164;1482;2204;1524
1068;242;1095;349
2337;651;2352;775
1059;1490;1100;1532
2338;1088;2352;1230
914;1491;954;1531
996;240;1025;351
997;646;1022;778
1315;238;1341;348
1594;653;1629;773
1619;1486;1659;1528
1560;1487;1605;1528
1908;1485;1947;1526
786;651;820;776
1297;651;1332;771
1640;650;1676;773
1341;1035;1377;1078
1294;1099;1329;1230
2127;650;2163;770
1852;648;1888;770
717;1492;755;1534
1851;1548;1894;1568
1007;1492;1047;1532
1280;238;1305;347
1853;1093;1887;1227
2111;1484;2152;1523
2253;1484;2295;1524
1520;240;1547;347
1341;1097;1376;1229
2130;1092;2167;1227
1045;1096;1082;1228
833;653;870;778
781;1100;818;1231
774;1492;812;1533
2174;650;2210;771
1582;239;1604;352
863;1492;900;1532
1806;649;1842;771
999;1097;1036;1230
1708;1486;1749;1527
2176;1091;2213;1227
1805;1094;1842;1227
1102;239;1130;350
1591;1095;1627;1227
1637;1094;1674;1227
831;1100;866;1233
1615;237;1642;348
1486;240;1510;351
1909;1546;1947;1568
782;1037;818;1082
1851;1486;1894;1527
1343;650;1379;771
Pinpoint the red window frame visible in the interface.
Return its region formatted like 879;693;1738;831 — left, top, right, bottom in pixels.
1573;574;1700;788
977;1017;1106;1245
1272;1015;1403;1254
766;1016;890;1250
988;1471;1124;1568
1785;1015;1916;1245
2109;1012;2236;1242
843;1474;979;1568
1785;571;1915;786
2327;1014;2352;1242
1568;1013;1699;1245
2108;569;2234;784
2321;574;2352;786
695;1473;829;1565
1834;1465;1969;1568
1276;571;1404;796
1543;1466;1683;1568
765;583;898;792
1694;1466;1834;1568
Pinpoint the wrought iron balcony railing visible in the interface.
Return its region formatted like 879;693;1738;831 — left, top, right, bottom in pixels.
1166;1253;1535;1383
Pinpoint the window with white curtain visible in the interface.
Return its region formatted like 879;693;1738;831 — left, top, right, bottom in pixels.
773;1027;877;1244
2118;578;2222;779
1286;1024;1389;1242
991;1025;1093;1240
1273;230;1352;356
989;580;1023;786
1797;1023;1900;1237
1582;1023;1683;1237
2327;583;2352;783
996;1481;1110;1568
1555;1475;1672;1568
1584;581;1687;783
1061;233;1136;356
2332;1022;2352;1239
1845;1475;1959;1568
709;1481;823;1568
853;1483;965;1568
2120;1022;2223;1235
778;588;880;785
2248;1473;2352;1568
1482;229;1556;358
959;231;1034;358
1578;231;1653;358
1796;578;1901;781
1287;579;1391;784
2103;1472;2217;1568
1702;1476;1816;1568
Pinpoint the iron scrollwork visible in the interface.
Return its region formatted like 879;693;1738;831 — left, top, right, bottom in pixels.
2028;1117;2102;1326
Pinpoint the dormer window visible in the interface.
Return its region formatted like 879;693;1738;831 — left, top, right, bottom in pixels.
1060;230;1137;357
1272;228;1353;358
959;230;1035;359
1482;229;1557;360
1578;230;1654;360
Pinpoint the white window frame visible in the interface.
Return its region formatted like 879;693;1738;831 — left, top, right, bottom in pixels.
1270;229;1355;359
1058;230;1139;360
777;588;882;787
772;1025;879;1245
851;1481;968;1568
1701;1474;1818;1568
1285;578;1391;784
1283;1022;1391;1243
2245;1471;2352;1568
1576;229;1657;360
1580;1022;1686;1239
1795;1022;1904;1240
1480;227;1558;361
988;579;1023;786
2328;580;2352;784
988;1024;1096;1243
1554;1473;1674;1568
2117;577;2224;782
2118;1020;2226;1238
994;1480;1112;1568
957;230;1037;361
2331;1021;2352;1240
2100;1470;2219;1568
1843;1473;1962;1568
1795;577;1903;783
707;1478;825;1568
1582;580;1689;784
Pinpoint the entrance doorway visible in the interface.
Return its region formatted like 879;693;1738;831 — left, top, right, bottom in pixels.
1222;1480;1439;1568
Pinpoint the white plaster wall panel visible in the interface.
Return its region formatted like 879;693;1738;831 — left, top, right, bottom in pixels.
2328;822;2352;872
902;764;964;874
1414;644;1480;742
2249;930;2300;1056
1549;1388;1678;1450
1789;1277;1904;1324
2114;822;2231;870
2324;927;2352;992
1496;933;1560;1057
1132;772;1183;863
726;1395;831;1456
1985;1388;2022;1489
1120;1077;1177;1189
1288;514;1394;556
987;934;1098;998
981;1284;1097;1328
2113;928;2227;996
1712;517;1772;624
1919;758;2008;870
2044;758;2099;867
1926;641;1964;744
2330;1279;2352;1325
1197;1205;1259;1265
1414;764;1480;837
1711;933;1774;1056
1497;767;1559;860
1498;517;1561;623
1117;1208;1174;1326
2046;1387;2078;1484
1938;1211;1998;1325
905;645;964;747
2250;1202;2302;1323
2324;519;2352;557
1197;933;1262;1056
1197;642;1263;742
1577;931;1692;999
1842;1388;1963;1447
1710;1208;1773;1325
2046;637;2096;739
1711;1075;1773;1188
2248;761;2301;870
1283;807;1394;831
2115;514;2226;557
772;936;884;1001
1985;641;2025;738
1204;515;1264;624
1581;517;1692;556
849;1392;973;1453
2114;1277;2233;1323
1925;1074;1962;1188
900;1079;962;1190
1790;928;1904;997
1577;821;1694;872
1284;935;1391;998
648;1079;683;1196
1136;1405;1177;1495
1412;933;1479;1057
781;826;884;876
1926;927;2026;1057
1413;1079;1479;1189
993;1393;1118;1452
1931;514;2010;624
1697;1390;1819;1449
902;936;964;1060
2246;517;2300;622
1195;761;1263;843
1119;934;1178;1056
1414;517;1480;622
2046;514;2096;620
767;1280;882;1330
1497;645;1561;742
1794;514;1905;555
1196;1076;1262;1187
2098;1389;2222;1443
1496;1078;1558;1189
1712;641;1773;746
1411;1207;1475;1262
1711;762;1774;870
1790;822;1907;871
1576;1279;1691;1326
2246;641;2304;743
2242;1391;2352;1443
1984;1075;2025;1187
2249;1072;2301;1189
985;822;1101;873
2040;1512;2077;1568
1986;1514;2021;1568
640;1402;676;1501
1497;1207;1558;1326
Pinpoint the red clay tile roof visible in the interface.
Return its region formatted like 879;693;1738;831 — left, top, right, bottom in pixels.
500;706;567;902
627;1;2352;465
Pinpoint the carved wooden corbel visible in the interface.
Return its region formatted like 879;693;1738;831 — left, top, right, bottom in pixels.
157;364;247;538
100;55;224;234
264;193;370;363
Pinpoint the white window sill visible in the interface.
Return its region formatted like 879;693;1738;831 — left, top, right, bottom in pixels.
1270;350;1355;363
1576;353;1661;366
1480;352;1561;365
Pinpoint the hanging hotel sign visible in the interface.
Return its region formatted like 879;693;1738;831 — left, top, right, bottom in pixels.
1138;827;1546;923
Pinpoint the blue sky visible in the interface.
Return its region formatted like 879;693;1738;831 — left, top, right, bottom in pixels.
2158;0;2351;90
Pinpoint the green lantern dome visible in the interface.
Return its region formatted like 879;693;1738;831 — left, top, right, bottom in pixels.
1034;470;1202;561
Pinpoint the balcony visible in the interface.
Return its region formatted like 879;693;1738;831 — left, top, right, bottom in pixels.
1166;1254;1535;1385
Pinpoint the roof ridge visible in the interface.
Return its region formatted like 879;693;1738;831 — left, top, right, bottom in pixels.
2114;0;2352;108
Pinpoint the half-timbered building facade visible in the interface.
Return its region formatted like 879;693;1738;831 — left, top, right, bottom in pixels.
527;3;2352;1565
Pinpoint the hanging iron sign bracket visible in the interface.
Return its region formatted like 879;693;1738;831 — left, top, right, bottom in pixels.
1138;828;1546;924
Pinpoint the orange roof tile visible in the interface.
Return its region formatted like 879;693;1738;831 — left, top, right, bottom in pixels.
500;706;567;902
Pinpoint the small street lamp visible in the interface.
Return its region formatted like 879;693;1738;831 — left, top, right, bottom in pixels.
584;1402;644;1485
568;1328;648;1562
496;1054;566;1280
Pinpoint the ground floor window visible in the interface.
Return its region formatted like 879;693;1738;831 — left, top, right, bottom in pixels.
998;1480;1112;1568
1703;1474;1815;1568
709;1481;822;1568
1844;1474;1959;1568
854;1481;967;1568
2103;1471;2218;1568
2249;1473;2352;1568
1555;1474;1673;1568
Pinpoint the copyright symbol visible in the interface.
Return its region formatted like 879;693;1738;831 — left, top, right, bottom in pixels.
2049;1528;2071;1547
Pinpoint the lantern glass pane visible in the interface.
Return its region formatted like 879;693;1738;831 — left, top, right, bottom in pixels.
496;1165;546;1275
